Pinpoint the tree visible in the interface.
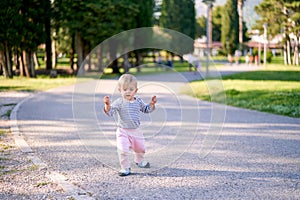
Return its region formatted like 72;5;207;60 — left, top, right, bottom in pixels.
287;1;300;65
221;0;239;55
19;0;47;77
0;0;157;78
0;0;46;78
0;0;22;78
159;0;196;56
196;5;223;42
203;0;216;56
255;0;300;65
212;5;223;42
154;0;162;25
160;0;173;29
195;16;207;38
160;0;195;39
44;0;52;70
131;0;154;72
180;0;196;39
53;0;143;74
237;0;250;51
238;0;246;49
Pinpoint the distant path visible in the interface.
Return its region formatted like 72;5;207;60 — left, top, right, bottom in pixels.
182;63;262;81
14;66;300;199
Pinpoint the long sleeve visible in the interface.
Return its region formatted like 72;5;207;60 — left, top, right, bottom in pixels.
104;97;154;128
104;98;121;117
136;97;154;113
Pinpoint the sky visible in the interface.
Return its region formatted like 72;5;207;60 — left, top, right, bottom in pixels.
195;0;226;16
195;0;262;29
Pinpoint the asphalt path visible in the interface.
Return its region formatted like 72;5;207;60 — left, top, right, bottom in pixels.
15;66;300;199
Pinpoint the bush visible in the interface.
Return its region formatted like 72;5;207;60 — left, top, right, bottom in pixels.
218;49;227;56
266;51;273;63
251;49;273;63
261;51;273;63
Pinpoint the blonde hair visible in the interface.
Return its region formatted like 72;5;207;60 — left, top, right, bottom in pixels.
118;74;137;89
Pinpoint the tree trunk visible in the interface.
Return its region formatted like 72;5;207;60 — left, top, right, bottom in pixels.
76;32;83;67
135;50;142;72
25;50;36;78
76;32;84;75
52;38;56;68
22;50;31;78
111;60;119;74
293;36;299;66
98;45;104;72
3;42;13;78
33;52;40;68
283;43;287;66
209;3;213;55
123;52;130;73
19;53;24;77
0;50;5;77
84;40;91;71
287;39;291;65
29;51;36;77
45;0;52;70
86;54;91;71
14;51;20;72
109;38;120;74
238;0;243;49
70;33;75;73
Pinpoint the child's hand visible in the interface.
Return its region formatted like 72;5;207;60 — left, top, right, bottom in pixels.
150;96;157;108
103;96;111;113
103;96;110;105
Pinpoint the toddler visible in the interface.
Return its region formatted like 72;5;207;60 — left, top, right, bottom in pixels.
103;74;157;176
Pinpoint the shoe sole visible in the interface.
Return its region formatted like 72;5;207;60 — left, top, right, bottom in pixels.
118;172;130;176
118;171;131;176
136;162;150;168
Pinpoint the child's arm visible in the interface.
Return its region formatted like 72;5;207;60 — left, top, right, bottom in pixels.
137;96;157;113
150;96;157;110
103;96;111;113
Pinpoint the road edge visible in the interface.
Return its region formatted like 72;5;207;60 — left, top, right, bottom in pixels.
9;92;95;200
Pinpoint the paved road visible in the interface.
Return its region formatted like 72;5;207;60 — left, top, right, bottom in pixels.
15;67;300;199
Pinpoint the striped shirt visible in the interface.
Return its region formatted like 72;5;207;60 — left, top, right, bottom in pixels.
105;97;154;129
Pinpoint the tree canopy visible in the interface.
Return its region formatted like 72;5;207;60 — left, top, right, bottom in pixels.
255;0;300;65
221;0;239;55
159;0;195;55
160;0;196;39
0;0;155;78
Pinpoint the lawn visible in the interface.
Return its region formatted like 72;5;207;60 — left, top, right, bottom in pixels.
0;61;189;92
0;75;76;92
1;60;300;118
184;65;300;118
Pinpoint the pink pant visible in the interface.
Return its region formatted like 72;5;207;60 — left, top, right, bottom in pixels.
116;128;145;169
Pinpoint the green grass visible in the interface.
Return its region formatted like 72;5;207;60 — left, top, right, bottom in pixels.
35;182;50;187
184;65;300;118
0;59;192;92
0;75;77;92
2;58;300;118
1;109;12;118
0;65;174;92
0;129;5;136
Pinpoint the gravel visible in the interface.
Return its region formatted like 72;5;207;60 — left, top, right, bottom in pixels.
0;92;70;200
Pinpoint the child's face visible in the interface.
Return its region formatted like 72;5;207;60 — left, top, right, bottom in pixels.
119;83;137;101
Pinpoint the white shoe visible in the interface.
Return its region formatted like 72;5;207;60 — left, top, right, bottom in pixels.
136;161;150;168
118;168;131;176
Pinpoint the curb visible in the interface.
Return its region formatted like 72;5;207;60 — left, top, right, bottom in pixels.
9;92;95;200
